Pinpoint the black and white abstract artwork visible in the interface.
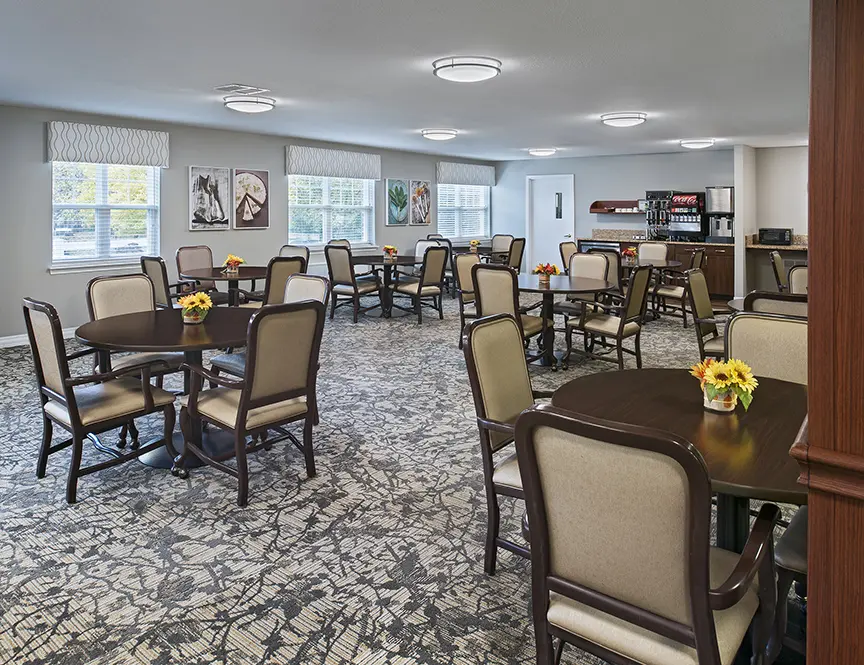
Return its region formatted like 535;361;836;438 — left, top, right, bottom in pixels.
189;166;231;231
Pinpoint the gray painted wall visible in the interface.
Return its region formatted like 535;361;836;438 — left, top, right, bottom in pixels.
755;146;808;235
492;150;735;239
0;104;491;337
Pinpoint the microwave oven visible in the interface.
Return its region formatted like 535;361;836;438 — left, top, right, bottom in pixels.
759;228;793;245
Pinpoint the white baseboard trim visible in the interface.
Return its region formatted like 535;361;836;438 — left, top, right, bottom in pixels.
0;326;77;349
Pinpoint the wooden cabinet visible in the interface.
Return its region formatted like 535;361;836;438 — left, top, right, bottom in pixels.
703;246;734;297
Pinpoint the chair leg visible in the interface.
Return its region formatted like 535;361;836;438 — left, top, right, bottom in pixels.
635;333;643;369
458;307;465;349
235;431;249;507
66;435;84;504
302;417;316;478
353;295;359;323
172;407;193;478
162;403;178;459
209;366;221;390
484;492;500;575
616;344;625;370
156;374;165;388
117;423;128;449
416;296;422;324
438;296;444;320
554;639;565;665
536;632;555;665
329;293;336;320
766;568;796;664
36;416;53;478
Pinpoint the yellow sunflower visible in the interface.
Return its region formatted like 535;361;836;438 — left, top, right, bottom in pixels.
703;362;734;391
726;358;758;393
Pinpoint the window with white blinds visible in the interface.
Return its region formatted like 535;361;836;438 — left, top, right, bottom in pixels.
437;184;490;239
51;162;160;268
288;175;375;245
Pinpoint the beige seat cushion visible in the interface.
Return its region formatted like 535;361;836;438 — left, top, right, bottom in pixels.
521;314;549;337
391;282;441;296
703;336;725;355
492;452;522;490
44;378;175;427
111;351;184;372
462;303;477;317
185;387;307;430
547;548;759;665
570;314;640;338
655;285;686;300
240;301;263;309
461;291;475;303
333;281;379;296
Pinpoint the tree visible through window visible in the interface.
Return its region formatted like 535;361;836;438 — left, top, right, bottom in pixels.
437;184;490;238
288;176;375;245
51;162;160;266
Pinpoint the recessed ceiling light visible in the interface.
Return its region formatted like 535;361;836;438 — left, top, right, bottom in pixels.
600;112;647;128
421;128;458;141
680;139;715;149
223;95;276;113
528;148;557;157
432;56;502;83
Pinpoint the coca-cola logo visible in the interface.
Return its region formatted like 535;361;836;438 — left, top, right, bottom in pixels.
672;195;698;205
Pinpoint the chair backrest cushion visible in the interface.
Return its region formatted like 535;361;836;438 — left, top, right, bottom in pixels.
325;245;354;285
588;249;621;289
141;256;171;307
176;245;215;290
508;238;526;271
473;265;517;318
638;242;668;262
568;253;608;281
279;244;311;263
726;313;808;384
624;266;652;321
284;274;329;306
788;266;808;295
328;239;351;248
420;246;448;286
770;251;788;290
559;242;578;267
690;248;706;270
743;292;808;318
455;254;480;302
465;315;534;446
686;269;718;338
23;300;67;395
414;239;440;260
246;302;324;402
87;274;155;320
491;234;514;253
264;257;306;305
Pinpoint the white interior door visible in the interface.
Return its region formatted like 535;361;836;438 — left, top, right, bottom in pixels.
526;175;575;268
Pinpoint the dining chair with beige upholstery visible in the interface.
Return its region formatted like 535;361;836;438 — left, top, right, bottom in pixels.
278;244;311;263
324;245;382;323
553;253;609;321
175;245;232;306
743;291;808;318
327;238;351;248
563;264;653;370
653;248;706;327
390;245;448;323
86;274;184;448
788;265;808;295
559;242;578;271
141;256;190;309
472;263;548;364
174;301;326;507
403;239;441;278
455;253;480;347
638;241;669;262
490;234;514;263
587;248;622;293
427;233;444;239
435;236;458;298
686;268;725;360
462;313;554;574
240;256;307;307
23;298;177;504
506;238;526;273
725;312;808;384
769;251;789;292
516;403;780;665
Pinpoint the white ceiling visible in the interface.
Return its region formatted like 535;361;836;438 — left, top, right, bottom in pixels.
0;0;810;161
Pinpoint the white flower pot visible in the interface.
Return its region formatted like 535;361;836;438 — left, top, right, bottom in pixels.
703;390;737;414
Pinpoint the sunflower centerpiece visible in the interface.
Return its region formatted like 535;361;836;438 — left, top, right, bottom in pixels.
690;358;759;413
383;245;398;262
469;239;481;253
178;292;213;325
533;262;561;287
222;254;245;274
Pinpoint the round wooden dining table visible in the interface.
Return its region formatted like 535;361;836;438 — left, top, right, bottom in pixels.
351;254;423;317
552;368;808;552
180;265;269;306
621;258;683;270
517;274;613;369
76;307;255;468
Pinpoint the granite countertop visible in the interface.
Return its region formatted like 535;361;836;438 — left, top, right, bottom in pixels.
576;237;730;247
746;244;809;251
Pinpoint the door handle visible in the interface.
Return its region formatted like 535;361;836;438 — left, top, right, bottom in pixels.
564;234;572;239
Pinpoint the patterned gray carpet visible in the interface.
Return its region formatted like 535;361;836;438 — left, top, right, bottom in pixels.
0;296;714;665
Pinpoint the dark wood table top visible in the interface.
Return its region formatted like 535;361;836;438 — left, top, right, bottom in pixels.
351;254;422;266
517;274;613;295
621;258;683;269
76;307;254;352
552;368;808;504
180;266;268;281
727;298;745;311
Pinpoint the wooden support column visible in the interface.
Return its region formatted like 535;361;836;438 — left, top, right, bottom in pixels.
792;0;864;662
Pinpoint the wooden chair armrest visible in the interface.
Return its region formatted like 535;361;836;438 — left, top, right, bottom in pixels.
64;359;169;387
693;316;720;325
709;503;781;610
477;417;516;436
182;363;245;389
66;348;98;362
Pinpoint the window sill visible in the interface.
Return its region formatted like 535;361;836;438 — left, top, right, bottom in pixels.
49;261;141;275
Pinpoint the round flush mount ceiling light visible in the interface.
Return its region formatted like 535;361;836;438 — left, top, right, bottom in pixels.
600;112;647;128
421;128;459;141
432;56;502;83
223;95;276;113
528;148;557;157
680;138;716;149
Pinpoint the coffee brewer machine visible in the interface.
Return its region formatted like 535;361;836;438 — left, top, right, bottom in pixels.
705;186;735;244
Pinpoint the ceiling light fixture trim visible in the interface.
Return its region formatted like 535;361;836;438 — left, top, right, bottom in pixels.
528;148;557;157
223;95;276;113
679;139;716;149
600;112;648;128
432;56;502;83
421;128;459;141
